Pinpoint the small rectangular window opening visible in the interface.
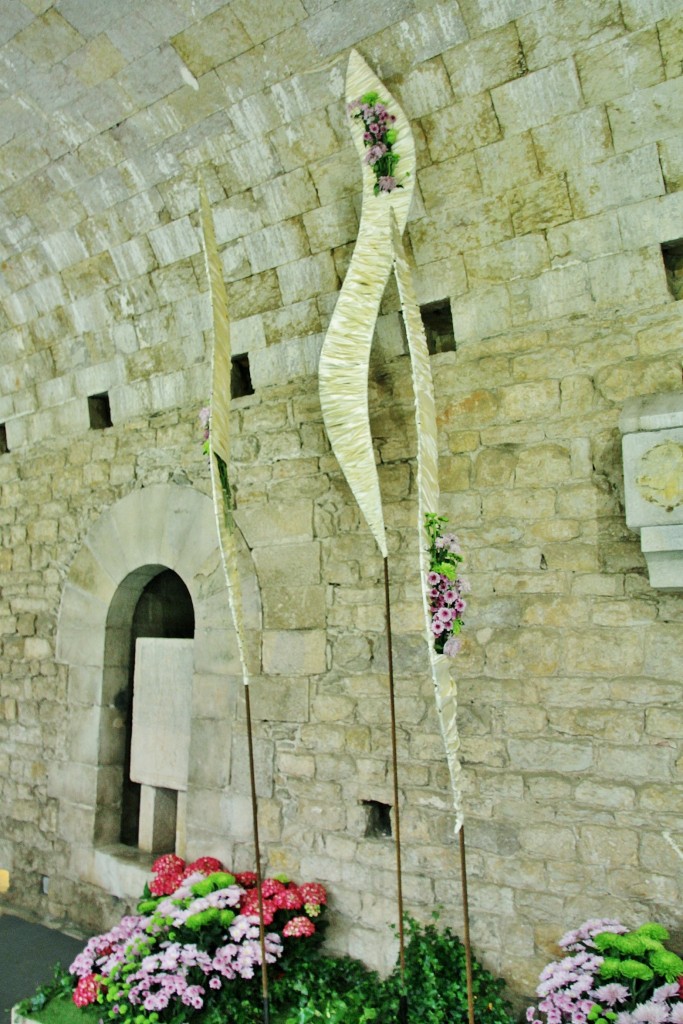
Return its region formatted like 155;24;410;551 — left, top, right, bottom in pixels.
362;799;392;838
0;424;8;455
662;240;683;301
88;392;112;430
231;354;254;398
420;300;456;354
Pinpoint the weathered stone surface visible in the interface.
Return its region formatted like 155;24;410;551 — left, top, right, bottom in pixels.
2;0;683;1003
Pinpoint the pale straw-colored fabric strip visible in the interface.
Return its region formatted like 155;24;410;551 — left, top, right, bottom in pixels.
318;51;416;559
198;177;249;684
391;213;463;833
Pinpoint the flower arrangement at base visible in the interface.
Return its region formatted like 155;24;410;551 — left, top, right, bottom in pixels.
66;853;326;1022
348;91;405;193
527;919;683;1024
18;912;514;1024
425;513;469;656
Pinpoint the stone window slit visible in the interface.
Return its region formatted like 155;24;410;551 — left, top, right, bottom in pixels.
362;799;392;838
661;239;683;301
420;300;456;354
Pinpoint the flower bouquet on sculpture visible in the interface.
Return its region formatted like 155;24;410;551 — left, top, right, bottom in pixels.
527;918;683;1024
425;513;469;657
348;90;405;193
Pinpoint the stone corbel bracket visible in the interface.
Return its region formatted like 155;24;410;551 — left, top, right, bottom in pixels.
620;391;683;590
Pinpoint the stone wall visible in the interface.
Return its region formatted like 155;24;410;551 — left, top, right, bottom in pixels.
1;0;682;1003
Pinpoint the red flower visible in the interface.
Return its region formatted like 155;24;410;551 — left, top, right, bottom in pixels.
234;871;257;888
149;869;184;896
73;974;101;1007
678;976;683;999
152;853;185;875
298;882;327;906
261;878;286;898
242;895;276;925
271;886;303;911
283;916;316;938
186;856;224;876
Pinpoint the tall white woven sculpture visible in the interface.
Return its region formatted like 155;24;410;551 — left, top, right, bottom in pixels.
318;50;463;832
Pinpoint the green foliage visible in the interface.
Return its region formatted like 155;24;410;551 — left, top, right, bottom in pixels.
20;915;513;1024
15;963;74;1016
381;916;513;1024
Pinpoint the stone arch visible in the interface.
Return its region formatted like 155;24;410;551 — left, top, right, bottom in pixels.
54;482;261;901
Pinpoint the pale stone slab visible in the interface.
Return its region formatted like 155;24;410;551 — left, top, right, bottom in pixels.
130;637;194;791
622;426;683;529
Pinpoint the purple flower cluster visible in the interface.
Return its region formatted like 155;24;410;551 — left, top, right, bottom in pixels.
425;514;468;656
118;924;283;1013
67;864;324;1023
70;915;147;979
527;920;683;1024
348;91;403;194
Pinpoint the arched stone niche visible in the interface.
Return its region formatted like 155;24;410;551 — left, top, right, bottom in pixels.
54;482;262;902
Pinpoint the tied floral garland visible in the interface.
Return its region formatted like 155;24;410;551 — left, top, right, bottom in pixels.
527;918;683;1024
425;513;469;657
348;90;405;194
69;853;326;1019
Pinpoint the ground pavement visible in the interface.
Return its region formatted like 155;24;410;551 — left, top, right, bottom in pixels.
0;913;84;1017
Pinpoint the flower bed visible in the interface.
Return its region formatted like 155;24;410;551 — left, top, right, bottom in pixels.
16;856;513;1024
527;919;683;1024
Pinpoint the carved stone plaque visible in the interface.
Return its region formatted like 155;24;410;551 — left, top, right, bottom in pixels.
130;637;193;792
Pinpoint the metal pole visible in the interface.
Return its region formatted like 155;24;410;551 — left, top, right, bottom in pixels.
383;557;407;1018
244;682;270;1024
459;825;475;1024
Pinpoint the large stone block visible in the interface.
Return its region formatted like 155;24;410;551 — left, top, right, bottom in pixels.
607;76;683;153
262;629;326;675
492;59;583;133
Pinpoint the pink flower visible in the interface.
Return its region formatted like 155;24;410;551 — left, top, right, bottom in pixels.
431;619;445;636
184;856;224;877
152;853;185;874
261;878;286;898
272;886;303;910
632;1003;669;1024
283;916;316;938
234;871;258;888
378;175;398;191
365;143;387;165
298;882;327;905
443;635;461;657
593;984;630;1006
73;974;101;1007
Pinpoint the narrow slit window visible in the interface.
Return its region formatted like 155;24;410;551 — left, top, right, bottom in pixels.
88;392;112;430
662;241;683;301
362;799;392;838
231;354;254;398
420;300;456;354
0;424;8;455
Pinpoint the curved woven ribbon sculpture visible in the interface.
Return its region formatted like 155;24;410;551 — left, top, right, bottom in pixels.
199;178;272;1022
318;50;463;832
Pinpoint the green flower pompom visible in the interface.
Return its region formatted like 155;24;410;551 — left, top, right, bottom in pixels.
599;956;654;981
649;948;683;982
190;871;236;896
186;907;218;930
636;923;670;942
